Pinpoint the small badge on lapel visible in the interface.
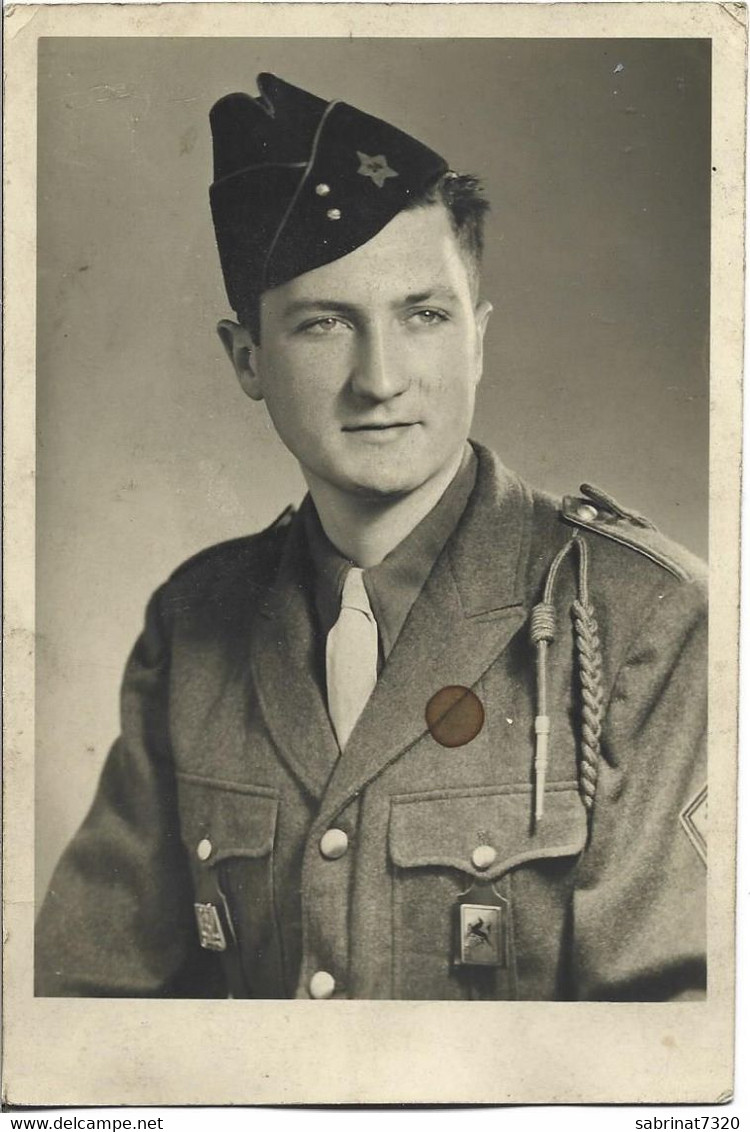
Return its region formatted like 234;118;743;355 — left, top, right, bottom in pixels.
453;883;508;967
426;686;485;748
194;902;228;951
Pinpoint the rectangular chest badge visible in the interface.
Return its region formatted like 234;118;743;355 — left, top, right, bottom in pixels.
194;901;227;952
455;898;508;968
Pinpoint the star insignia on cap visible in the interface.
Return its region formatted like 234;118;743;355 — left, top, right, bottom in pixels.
356;152;398;188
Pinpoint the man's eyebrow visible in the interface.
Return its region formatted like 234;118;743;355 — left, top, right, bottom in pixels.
400;288;460;305
281;299;360;317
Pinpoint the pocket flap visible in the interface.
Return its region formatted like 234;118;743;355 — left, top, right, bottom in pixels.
176;773;279;863
389;783;587;880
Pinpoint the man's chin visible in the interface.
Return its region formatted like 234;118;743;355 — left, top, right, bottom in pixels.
301;448;453;507
343;475;420;503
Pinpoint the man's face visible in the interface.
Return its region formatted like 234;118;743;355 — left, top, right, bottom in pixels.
226;204;491;501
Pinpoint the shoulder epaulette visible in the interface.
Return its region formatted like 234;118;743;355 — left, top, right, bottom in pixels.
167;504;297;583
560;483;699;582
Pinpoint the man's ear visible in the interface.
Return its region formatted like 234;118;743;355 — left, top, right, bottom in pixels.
473;299;493;385
216;319;264;402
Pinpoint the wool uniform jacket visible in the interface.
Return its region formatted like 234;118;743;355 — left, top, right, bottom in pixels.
36;444;707;1000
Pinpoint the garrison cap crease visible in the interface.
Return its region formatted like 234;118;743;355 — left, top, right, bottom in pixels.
209;73;449;312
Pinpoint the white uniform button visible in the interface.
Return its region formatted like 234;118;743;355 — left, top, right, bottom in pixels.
196;838;213;861
471;844;498;871
576;503;598;523
309;970;336;999
315;182;331;196
320;828;349;859
326;207;342;220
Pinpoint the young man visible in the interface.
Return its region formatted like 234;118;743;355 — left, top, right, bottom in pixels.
36;74;707;1000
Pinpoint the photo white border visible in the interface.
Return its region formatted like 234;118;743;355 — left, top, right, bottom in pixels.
3;2;743;1106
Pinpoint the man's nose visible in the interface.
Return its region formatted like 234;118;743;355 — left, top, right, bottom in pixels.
350;325;409;401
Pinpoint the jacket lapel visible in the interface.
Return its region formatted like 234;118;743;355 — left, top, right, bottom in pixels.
248;515;340;800
317;447;534;826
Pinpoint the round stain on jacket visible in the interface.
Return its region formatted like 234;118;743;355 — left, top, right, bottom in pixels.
426;686;484;747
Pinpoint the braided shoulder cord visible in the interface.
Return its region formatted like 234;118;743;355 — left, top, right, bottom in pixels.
529;533;605;821
570;538;604;812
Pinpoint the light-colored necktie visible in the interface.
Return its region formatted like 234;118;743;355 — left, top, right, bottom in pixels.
325;567;379;751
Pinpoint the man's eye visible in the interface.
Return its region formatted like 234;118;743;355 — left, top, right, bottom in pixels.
409;309;448;326
300;317;349;334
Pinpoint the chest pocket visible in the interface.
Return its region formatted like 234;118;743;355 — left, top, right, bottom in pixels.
388;783;588;1000
177;773;278;864
176;773;282;995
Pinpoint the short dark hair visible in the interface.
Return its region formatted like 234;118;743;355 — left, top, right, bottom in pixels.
238;170;490;344
407;170;490;292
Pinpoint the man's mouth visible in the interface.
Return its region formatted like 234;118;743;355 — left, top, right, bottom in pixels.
343;422;417;432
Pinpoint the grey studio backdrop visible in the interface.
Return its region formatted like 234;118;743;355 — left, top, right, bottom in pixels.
36;37;710;908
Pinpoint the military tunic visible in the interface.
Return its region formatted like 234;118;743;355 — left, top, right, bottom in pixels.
35;443;707;1000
